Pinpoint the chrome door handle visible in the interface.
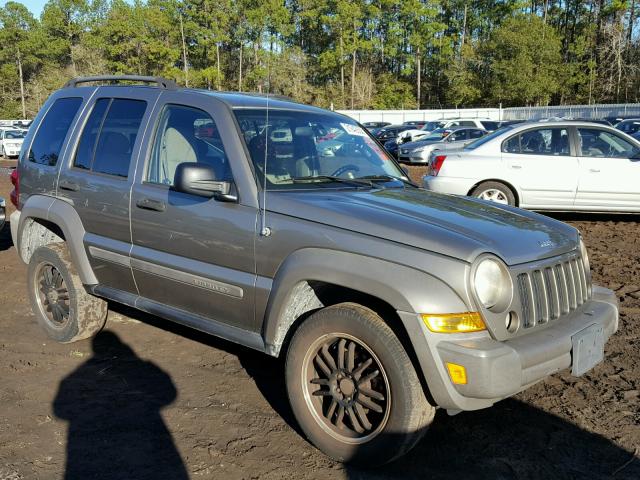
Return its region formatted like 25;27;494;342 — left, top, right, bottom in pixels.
59;180;80;191
589;168;600;173
511;165;522;169
136;198;166;212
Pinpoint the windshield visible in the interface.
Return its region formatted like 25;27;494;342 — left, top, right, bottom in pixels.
464;126;513;150
5;130;25;139
235;109;406;190
421;121;445;131
423;128;449;141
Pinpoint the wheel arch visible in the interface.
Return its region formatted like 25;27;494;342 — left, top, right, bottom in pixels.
468;178;520;206
18;195;97;285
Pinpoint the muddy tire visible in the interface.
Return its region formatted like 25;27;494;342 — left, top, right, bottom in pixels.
471;181;516;206
27;243;107;343
285;303;434;466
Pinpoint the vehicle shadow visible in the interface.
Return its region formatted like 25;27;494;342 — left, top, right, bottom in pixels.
543;211;640;223
53;330;189;480
106;304;639;479
0;221;12;251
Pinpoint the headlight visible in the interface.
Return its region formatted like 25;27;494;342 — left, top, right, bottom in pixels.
413;145;432;153
472;256;513;311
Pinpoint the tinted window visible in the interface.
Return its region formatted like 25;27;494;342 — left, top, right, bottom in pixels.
74;98;110;170
5;130;25;139
480;121;499;131
147;104;232;185
29;97;82;166
469;129;486;139
449;130;468;141
91;99;146;177
502;128;570;156
577;128;640;158
459;121;476;127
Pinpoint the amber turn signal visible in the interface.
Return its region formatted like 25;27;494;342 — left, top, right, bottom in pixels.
421;312;486;333
446;362;468;385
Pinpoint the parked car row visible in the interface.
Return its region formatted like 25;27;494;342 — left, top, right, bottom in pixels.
422;120;640;212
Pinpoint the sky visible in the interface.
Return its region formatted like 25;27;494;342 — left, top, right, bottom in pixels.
1;0;48;17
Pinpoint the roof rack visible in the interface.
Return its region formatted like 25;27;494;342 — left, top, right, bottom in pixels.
63;75;178;90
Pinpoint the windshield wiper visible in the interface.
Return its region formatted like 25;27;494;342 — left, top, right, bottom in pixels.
355;174;418;188
290;175;374;188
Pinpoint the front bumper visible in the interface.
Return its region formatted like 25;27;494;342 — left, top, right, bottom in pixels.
399;285;618;411
398;151;430;164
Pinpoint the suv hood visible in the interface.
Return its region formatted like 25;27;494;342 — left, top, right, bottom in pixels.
268;188;578;265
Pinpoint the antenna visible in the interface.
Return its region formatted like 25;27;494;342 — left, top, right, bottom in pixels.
259;44;272;237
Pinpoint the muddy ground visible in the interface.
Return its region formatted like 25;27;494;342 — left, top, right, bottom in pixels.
0;164;638;479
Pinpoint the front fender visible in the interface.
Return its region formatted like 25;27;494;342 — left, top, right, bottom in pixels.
262;248;468;356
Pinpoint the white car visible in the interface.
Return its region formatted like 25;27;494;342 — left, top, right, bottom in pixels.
0;129;26;158
399;118;498;144
423;121;640;212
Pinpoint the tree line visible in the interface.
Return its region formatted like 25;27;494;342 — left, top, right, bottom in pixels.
0;0;638;119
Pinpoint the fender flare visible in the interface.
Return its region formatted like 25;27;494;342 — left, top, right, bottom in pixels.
18;195;97;285
262;248;468;356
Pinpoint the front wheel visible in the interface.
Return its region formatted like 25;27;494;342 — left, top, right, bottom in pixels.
285;303;434;465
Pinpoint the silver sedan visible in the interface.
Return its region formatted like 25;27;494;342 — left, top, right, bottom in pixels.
423;121;640;212
398;127;487;164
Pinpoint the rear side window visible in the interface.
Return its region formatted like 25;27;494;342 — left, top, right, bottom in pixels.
73;98;147;178
480;121;499;131
29;97;82;166
502;127;570;156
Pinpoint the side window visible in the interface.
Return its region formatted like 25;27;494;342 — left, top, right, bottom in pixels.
147;104;232;186
459;121;476;127
502;128;570;156
92;99;147;177
469;129;485;139
577;128;640;159
29;97;82;166
449;130;467;141
480;121;499;130
74;98;110;170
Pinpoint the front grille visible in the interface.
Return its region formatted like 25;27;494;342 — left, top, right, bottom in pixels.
516;255;591;328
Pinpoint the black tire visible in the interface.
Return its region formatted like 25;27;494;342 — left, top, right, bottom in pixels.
471;181;516;206
285;303;435;466
27;243;108;343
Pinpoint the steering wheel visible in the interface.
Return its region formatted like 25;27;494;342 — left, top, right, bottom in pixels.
331;164;360;177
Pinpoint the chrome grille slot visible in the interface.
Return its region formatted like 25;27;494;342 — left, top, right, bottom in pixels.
515;254;591;331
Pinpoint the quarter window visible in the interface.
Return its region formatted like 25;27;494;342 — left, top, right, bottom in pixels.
502;128;570;156
147;105;231;186
29;97;82;166
577;128;640;159
73;98;147;177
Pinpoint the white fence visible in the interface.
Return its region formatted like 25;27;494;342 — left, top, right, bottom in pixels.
338;104;640;124
337;108;502;124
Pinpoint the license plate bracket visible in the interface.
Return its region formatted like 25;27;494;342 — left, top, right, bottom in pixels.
571;324;604;377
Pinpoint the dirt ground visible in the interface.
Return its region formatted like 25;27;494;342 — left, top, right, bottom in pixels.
0;164;638;480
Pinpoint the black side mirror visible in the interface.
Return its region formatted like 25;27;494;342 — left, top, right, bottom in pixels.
172;162;237;202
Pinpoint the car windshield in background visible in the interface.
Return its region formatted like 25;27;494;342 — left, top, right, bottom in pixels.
5;130;25;139
234;109;406;190
464;126;513;150
422;121;445;131
423;128;449;141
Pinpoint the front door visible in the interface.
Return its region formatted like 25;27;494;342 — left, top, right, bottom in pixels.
130;93;258;330
501;126;578;208
574;127;640;211
57;88;159;293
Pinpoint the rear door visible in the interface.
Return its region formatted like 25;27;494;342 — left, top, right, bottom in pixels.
501;126;578;208
57;87;160;293
130;91;258;331
574;127;640;211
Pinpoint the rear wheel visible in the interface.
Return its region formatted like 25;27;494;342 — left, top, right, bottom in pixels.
285;303;434;465
27;243;107;343
471;181;516;206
